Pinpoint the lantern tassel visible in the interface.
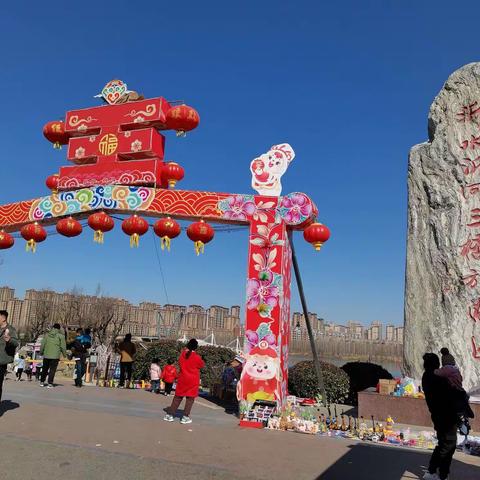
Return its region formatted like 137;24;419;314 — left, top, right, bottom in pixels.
313;242;323;251
53;142;62;150
194;241;205;256
161;236;171;251
130;233;140;248
26;239;37;253
168;180;177;189
176;130;186;138
94;230;104;244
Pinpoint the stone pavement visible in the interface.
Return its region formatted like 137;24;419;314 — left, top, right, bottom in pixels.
0;378;479;480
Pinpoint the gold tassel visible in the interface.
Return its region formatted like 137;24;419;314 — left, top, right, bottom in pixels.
168;180;177;188
313;242;323;251
53;142;62;150
194;241;205;255
94;230;104;244
26;239;36;253
161;236;171;251
130;233;140;248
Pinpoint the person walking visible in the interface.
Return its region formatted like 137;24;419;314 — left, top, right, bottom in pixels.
68;328;88;388
164;339;205;424
161;359;177;396
422;352;459;480
40;323;67;388
0;310;19;402
117;333;136;388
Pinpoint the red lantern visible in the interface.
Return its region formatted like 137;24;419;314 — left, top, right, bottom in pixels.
20;223;47;253
186;219;214;255
153;217;181;251
165;105;200;137
164;162;185;189
87;212;114;244
0;231;14;250
46;174;59;194
122;215;149;248
303;223;331;251
56;217;83;238
43;121;69;149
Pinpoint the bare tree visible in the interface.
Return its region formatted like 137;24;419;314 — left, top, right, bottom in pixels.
26;289;54;342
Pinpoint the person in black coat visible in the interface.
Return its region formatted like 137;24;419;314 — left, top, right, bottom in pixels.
422;352;458;480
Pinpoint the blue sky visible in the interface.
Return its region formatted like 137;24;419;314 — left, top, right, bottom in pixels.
0;1;477;326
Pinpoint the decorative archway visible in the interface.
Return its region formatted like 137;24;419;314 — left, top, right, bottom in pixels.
0;80;329;409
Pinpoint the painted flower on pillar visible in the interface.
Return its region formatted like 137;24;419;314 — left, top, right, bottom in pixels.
278;192;313;224
247;275;281;318
245;321;277;353
218;195;256;221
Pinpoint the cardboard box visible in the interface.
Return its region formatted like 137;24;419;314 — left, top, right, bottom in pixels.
378;379;397;396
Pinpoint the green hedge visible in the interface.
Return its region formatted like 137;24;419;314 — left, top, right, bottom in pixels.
133;340;235;389
288;360;350;404
341;361;393;405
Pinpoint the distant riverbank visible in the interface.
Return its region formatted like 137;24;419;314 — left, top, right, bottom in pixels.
289;353;403;378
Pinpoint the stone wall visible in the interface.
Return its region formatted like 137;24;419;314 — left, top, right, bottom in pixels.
405;63;480;392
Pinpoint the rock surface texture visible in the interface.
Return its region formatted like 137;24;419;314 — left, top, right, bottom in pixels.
405;63;480;392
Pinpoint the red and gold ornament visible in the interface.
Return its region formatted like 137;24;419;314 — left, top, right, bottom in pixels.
0;231;14;250
122;215;149;248
43;120;69;149
87;212;114;244
164;162;185;189
46;174;60;194
186;219;214;255
165;105;200;137
20;222;47;253
56;217;83;238
303;222;330;251
153;217;181;251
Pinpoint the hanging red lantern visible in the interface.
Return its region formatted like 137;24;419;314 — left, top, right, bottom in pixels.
303;223;331;251
0;231;14;250
43;120;69;149
87;212;114;244
165;105;200;137
187;219;214;255
20;222;47;253
153;217;181;251
164;162;185;189
56;217;83;238
122;215;149;248
46;174;60;194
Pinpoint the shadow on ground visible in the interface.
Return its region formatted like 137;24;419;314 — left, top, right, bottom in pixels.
316;443;480;480
0;400;20;417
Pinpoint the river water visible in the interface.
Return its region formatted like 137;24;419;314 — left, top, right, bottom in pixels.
289;354;403;378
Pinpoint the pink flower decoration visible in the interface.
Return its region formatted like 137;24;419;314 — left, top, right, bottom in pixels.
280;193;312;224
223;195;256;221
246;278;279;311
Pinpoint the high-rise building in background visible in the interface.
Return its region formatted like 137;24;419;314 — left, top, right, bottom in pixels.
385;324;395;342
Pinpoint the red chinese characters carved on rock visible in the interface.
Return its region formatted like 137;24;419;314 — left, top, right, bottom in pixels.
456;102;480;123
467;208;480;228
460;135;480;150
59;98;172;190
468;297;480;323
460;235;480;260
463;268;479;288
460;156;480;177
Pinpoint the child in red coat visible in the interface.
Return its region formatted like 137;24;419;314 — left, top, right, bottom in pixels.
164;339;205;424
161;359;178;396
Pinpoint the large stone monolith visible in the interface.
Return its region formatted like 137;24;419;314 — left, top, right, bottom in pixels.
405;63;480;392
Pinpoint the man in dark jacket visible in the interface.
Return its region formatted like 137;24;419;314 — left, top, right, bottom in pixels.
0;310;19;402
422;352;458;480
68;328;89;388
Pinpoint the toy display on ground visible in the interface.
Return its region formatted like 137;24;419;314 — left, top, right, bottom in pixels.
255;397;479;456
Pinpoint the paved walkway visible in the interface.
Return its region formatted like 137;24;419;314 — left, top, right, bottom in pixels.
1;379;479;480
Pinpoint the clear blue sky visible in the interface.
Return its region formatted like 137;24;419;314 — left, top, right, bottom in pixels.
0;1;476;326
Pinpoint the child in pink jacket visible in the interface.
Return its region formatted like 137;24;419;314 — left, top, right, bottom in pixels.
150;358;161;394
